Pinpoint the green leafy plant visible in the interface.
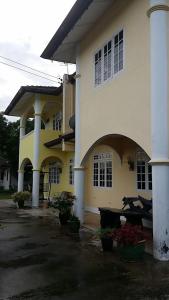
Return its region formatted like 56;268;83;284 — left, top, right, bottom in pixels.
96;227;114;239
12;191;31;208
53;192;75;224
53;192;75;214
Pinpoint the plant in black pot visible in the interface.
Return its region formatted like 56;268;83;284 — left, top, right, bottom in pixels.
68;215;80;233
97;228;114;252
53;191;75;225
12;191;31;209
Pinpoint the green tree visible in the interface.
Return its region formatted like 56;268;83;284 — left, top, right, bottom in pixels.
0;113;9;157
0;113;34;178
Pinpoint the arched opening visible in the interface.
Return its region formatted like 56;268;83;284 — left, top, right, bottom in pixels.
20;158;33;193
81;134;152;227
40;156;63;200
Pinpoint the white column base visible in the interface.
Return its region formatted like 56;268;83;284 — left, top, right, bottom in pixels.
32;170;40;208
152;164;169;260
18;171;24;192
74;167;85;223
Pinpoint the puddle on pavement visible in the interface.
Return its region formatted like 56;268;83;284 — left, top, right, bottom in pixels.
0;253;51;269
20;242;48;250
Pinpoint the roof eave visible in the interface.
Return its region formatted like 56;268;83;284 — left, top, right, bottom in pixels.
41;0;93;60
4;85;62;116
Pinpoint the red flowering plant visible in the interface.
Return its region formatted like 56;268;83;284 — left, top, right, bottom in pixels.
112;224;146;246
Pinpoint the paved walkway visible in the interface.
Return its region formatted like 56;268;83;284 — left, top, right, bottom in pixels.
1;200;169;299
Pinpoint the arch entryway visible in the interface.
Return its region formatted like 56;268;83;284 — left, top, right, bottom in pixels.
18;158;33;196
40;156;63;201
79;134;152;226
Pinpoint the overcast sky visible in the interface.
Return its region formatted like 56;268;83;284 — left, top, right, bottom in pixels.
0;0;76;121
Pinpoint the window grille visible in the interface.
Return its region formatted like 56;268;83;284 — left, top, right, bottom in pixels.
93;153;112;188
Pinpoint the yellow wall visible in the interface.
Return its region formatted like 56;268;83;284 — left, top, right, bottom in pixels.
19;131;34;168
43;151;74;198
84;144;152;211
63;77;75;134
43;94;62;130
19;129;61;169
79;0;151;163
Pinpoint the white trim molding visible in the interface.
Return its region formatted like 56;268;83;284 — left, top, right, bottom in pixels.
85;206;99;214
147;4;169;17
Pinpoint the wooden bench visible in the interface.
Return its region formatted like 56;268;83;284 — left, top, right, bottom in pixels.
99;196;152;228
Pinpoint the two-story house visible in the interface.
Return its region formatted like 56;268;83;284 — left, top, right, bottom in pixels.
41;0;169;260
5;78;75;206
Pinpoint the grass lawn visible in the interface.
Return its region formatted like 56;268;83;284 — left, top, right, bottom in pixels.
0;191;13;200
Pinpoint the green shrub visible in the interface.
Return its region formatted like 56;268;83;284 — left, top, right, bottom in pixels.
96;228;114;239
12;191;31;208
53;192;75;214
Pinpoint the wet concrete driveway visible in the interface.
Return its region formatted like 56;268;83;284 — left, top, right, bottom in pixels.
1;200;169;299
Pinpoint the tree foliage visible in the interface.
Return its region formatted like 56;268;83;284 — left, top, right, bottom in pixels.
0;113;34;176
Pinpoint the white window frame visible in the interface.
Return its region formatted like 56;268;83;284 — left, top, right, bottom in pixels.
49;162;60;184
93;153;112;188
69;159;74;185
94;29;124;86
94;49;102;85
113;29;124;75
136;151;152;191
103;40;112;81
53;112;62;131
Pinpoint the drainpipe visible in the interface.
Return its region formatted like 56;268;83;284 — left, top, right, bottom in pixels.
148;0;169;260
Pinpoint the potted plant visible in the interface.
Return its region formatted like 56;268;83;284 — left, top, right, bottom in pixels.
12;191;31;209
97;227;114;252
68;215;80;233
53;192;75;225
112;224;146;261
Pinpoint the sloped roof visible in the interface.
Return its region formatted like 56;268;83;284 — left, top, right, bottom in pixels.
5;85;62;115
41;0;113;63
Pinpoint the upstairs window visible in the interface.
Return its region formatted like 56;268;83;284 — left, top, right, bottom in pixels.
93;153;112;188
94;29;124;86
53;112;62;131
136;150;152;191
114;30;123;74
95;50;102;85
104;41;112;81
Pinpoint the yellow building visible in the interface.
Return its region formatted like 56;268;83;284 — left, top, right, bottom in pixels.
41;0;169;260
5;80;75;205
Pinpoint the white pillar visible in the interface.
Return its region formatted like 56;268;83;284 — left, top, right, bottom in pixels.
19;116;26;139
74;47;85;223
149;0;169;260
18;170;24;192
32;94;42;207
74;167;85;223
17;116;26;192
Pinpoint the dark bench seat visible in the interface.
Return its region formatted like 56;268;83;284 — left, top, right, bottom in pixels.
99;197;152;228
